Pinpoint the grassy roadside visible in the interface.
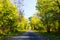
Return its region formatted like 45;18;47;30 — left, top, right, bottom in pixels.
34;30;60;40
40;32;60;40
0;30;26;40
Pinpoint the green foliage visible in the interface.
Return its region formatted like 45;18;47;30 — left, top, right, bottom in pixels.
17;16;28;30
0;0;19;38
29;16;44;31
36;0;60;33
0;0;29;38
40;32;60;40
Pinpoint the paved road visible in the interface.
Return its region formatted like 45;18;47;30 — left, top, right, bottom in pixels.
4;30;49;40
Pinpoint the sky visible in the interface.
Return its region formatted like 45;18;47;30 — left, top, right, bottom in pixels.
11;0;36;18
23;0;36;18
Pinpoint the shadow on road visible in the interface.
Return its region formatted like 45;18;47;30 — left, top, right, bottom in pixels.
3;30;49;40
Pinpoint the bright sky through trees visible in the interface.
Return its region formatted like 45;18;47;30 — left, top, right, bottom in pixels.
11;0;36;18
23;0;36;18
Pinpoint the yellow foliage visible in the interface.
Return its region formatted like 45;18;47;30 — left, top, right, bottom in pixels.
31;16;40;24
0;1;3;11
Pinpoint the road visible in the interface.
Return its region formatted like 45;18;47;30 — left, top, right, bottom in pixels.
4;30;49;40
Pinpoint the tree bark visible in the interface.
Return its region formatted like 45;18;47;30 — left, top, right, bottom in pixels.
46;24;50;33
58;21;60;33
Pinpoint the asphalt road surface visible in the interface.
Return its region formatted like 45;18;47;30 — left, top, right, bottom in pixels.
4;30;49;40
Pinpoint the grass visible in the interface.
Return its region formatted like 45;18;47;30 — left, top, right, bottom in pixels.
40;32;60;40
0;30;26;40
34;30;60;40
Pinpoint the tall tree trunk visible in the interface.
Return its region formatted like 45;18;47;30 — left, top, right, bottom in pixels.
46;24;50;33
58;21;60;33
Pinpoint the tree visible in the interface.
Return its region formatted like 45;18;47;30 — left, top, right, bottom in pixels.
36;0;60;33
29;16;44;31
0;0;19;35
17;16;28;30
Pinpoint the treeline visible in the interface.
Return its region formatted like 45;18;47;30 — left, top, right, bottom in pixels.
0;0;60;38
0;0;28;38
29;0;60;33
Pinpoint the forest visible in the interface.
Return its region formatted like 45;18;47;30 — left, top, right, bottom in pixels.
0;0;60;40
